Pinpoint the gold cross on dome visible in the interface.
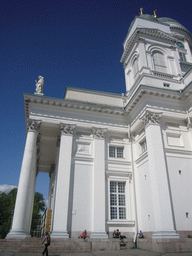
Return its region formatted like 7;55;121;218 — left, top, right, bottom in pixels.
153;9;158;18
139;7;144;15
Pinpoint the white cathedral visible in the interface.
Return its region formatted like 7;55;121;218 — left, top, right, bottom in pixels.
8;10;192;242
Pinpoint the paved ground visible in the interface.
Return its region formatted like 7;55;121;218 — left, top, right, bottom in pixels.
1;249;192;256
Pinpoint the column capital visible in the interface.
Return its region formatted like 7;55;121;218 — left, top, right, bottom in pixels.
92;128;107;139
60;123;76;135
27;119;41;132
140;110;162;127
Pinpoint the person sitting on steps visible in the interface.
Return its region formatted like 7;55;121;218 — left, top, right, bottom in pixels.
138;230;144;238
113;229;120;238
78;230;89;241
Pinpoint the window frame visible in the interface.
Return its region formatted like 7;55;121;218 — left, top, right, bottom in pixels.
140;139;147;154
179;52;187;62
132;57;139;77
109;181;127;220
109;146;124;159
152;51;167;73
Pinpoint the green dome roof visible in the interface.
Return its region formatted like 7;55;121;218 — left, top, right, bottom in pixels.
157;17;181;24
139;14;158;21
138;14;187;31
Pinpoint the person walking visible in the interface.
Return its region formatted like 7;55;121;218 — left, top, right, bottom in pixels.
42;232;51;256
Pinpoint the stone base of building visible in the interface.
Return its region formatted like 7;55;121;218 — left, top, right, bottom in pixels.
90;232;108;239
137;231;192;253
51;231;69;238
152;231;179;239
2;235;192;253
6;230;31;239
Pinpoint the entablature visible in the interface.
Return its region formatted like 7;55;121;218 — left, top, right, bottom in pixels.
24;93;126;123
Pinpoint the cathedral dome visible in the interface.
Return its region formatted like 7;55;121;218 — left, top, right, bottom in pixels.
157;17;187;30
137;13;191;38
139;14;158;22
138;14;185;29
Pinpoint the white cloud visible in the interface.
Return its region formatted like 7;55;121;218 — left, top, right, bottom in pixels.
0;184;17;194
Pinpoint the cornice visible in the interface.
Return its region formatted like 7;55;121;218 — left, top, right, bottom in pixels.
165;148;192;157
107;220;135;225
135;151;148;165
24;93;125;121
124;85;183;115
121;28;177;63
106;170;132;177
107;159;131;166
170;26;192;41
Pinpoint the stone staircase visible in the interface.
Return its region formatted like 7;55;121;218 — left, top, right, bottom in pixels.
0;237;134;254
137;238;192;253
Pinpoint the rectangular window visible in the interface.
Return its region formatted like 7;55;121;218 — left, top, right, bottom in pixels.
140;140;147;153
153;52;167;73
109;146;124;158
179;52;186;62
109;146;115;157
110;181;126;220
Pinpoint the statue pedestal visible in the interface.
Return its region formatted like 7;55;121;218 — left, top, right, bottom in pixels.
34;92;44;96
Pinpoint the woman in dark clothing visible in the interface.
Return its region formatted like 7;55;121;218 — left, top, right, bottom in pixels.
42;232;51;256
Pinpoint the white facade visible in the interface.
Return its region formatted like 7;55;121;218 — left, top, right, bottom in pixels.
7;14;192;240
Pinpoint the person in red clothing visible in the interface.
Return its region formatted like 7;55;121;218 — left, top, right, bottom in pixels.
82;230;88;239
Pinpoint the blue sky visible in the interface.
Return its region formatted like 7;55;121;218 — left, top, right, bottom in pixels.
1;0;192;201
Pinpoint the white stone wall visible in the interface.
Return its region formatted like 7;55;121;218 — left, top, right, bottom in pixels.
167;156;192;231
71;163;93;234
135;159;155;232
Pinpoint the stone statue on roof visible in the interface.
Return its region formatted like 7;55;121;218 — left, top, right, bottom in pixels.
35;76;44;95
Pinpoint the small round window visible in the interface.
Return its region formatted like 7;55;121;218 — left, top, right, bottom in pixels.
176;42;184;48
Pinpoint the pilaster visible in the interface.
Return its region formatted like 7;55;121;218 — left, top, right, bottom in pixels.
90;128;108;238
51;123;75;238
137;38;149;72
141;111;179;239
7;119;41;238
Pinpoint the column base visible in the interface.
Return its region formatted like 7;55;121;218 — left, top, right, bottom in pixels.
6;229;30;239
51;231;69;238
90;232;108;239
152;231;179;239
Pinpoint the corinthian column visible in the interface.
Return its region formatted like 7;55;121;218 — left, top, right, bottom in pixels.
90;128;108;238
7;119;41;238
141;111;179;239
51;123;75;238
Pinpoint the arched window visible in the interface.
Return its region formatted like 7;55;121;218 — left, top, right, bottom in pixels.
176;42;184;49
152;51;167;73
132;57;139;77
177;42;187;62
